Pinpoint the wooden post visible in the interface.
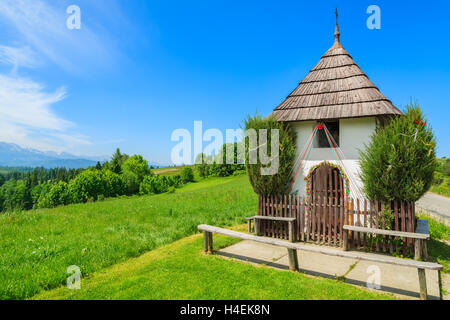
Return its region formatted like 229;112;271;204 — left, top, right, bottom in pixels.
438;270;443;300
343;228;349;251
288;221;295;243
208;232;213;253
287;248;299;272
203;231;209;253
422;242;429;262
248;219;252;233
414;238;428;300
415;239;423;261
255;219;261;236
418;268;427;300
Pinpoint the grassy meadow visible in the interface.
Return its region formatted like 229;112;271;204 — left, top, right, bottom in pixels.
33;226;393;300
1;169;448;300
418;213;450;273
430;158;450;197
0;175;257;300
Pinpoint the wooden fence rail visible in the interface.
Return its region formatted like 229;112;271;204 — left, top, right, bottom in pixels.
257;194;416;255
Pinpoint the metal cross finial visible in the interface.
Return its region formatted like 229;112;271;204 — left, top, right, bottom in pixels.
334;8;340;43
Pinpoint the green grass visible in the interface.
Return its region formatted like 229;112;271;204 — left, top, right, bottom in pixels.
33;227;394;300
0;175;257;300
419;214;450;273
431;158;450;197
152;165;189;176
430;183;450;197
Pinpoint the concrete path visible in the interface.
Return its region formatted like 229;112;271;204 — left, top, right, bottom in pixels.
416;192;450;223
218;240;446;300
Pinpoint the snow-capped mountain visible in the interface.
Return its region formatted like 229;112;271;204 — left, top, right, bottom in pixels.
0;142;100;168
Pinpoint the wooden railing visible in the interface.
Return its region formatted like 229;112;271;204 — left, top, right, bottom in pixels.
258;194;416;255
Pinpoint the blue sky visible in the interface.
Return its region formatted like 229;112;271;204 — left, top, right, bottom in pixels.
0;0;448;165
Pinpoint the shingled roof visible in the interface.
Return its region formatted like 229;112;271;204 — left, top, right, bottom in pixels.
271;20;402;122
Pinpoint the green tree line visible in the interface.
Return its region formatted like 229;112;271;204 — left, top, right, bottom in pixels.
0;149;193;212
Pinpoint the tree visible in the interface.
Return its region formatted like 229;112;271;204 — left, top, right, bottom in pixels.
0;180;32;211
38;181;70;208
122;155;151;183
139;175;169;195
68;169;106;203
208;143;246;177
244;113;296;195
56;168;67;182
181;167;194;183
121;155;152;195
102;170;126;197
194;153;209;178
30;170;38;188
31;182;51;208
95;161;102;170
109;148;128;174
359;103;437;202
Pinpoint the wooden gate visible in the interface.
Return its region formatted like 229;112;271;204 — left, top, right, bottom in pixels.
309;164;344;243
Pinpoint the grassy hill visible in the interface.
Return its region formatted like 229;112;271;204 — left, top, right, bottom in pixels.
3;171;447;300
431;158;450;197
33;227;393;300
0;175;256;299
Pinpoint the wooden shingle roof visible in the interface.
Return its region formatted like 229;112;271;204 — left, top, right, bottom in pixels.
271;22;402;122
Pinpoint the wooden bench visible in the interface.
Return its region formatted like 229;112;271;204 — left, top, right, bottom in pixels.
198;224;443;300
245;216;297;242
343;220;436;300
343;220;430;260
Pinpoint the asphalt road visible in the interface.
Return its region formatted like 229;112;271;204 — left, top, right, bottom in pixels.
416;192;450;221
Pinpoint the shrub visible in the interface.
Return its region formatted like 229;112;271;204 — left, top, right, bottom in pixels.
122;155;152;183
168;186;176;194
140;175;169;195
359;103;437;202
122;171;140;195
181;167;194;183
167;174;182;188
195;153;211;178
102;170;126;197
207;143;246;177
38;181;70;208
0;180;32;211
68;170;106;203
31;183;51;208
244;113;296;195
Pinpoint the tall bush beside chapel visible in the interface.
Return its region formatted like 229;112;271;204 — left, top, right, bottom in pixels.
244;114;296;195
359;103;437;202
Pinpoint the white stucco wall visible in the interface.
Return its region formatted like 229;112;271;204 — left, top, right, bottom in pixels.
290;117;376;199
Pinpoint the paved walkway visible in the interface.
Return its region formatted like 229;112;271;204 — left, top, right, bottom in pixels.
416;192;450;223
218;240;446;300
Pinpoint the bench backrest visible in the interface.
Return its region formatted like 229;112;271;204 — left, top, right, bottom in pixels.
246;215;296;222
343;225;430;240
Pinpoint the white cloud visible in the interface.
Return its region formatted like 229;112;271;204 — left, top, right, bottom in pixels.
0;0;126;154
0;0;116;73
0;74;91;152
0;45;38;71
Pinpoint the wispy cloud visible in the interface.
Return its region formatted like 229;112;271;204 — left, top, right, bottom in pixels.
0;74;91;152
0;45;38;72
0;0;126;154
0;0;117;73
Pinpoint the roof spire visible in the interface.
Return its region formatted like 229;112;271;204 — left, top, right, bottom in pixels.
334;8;340;44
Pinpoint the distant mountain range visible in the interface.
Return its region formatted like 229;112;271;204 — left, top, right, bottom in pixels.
0;142;101;169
